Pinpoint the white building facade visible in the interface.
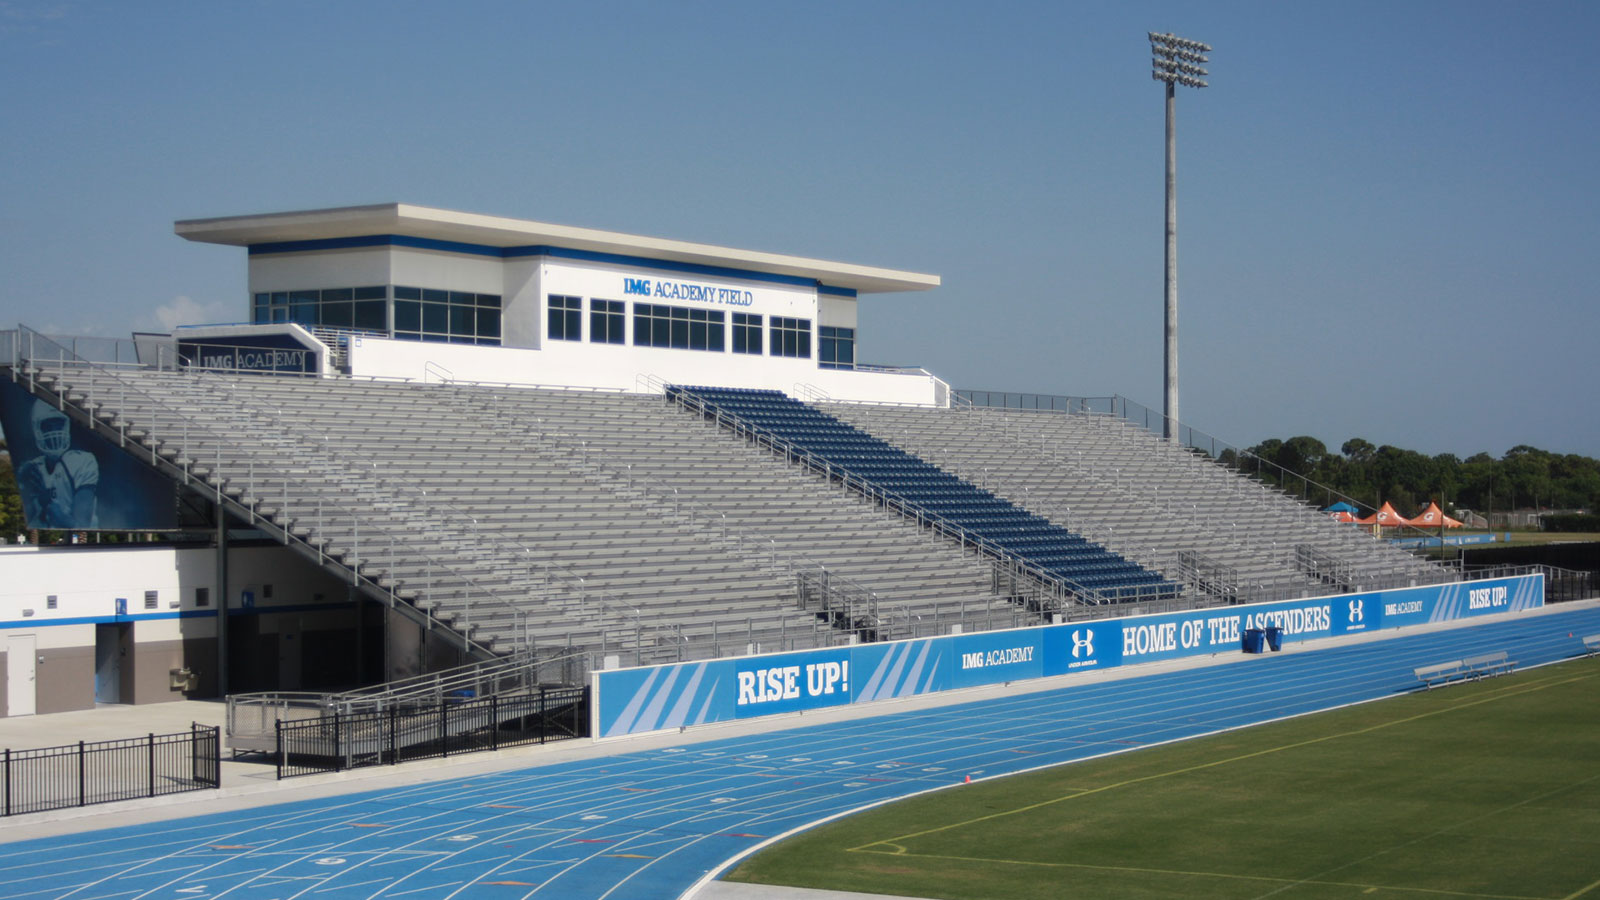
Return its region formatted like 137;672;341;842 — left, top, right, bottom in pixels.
0;544;364;716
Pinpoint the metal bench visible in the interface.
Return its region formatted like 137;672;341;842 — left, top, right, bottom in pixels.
1414;660;1468;689
1461;651;1516;678
1582;634;1600;657
1416;651;1516;689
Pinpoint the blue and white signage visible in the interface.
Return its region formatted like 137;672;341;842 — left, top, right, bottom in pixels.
851;637;946;703
734;648;852;716
1042;619;1122;673
623;276;754;307
593;574;1543;739
953;629;1043;688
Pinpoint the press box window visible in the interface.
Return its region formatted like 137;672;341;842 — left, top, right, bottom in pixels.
732;313;763;355
549;295;583;341
770;317;812;359
590;299;625;344
819;326;855;369
633;303;724;351
392;286;501;345
253;286;387;331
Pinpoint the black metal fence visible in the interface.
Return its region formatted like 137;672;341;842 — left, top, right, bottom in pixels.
276;687;589;779
2;723;221;816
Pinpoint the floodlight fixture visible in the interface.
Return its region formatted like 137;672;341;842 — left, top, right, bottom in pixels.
1149;31;1211;441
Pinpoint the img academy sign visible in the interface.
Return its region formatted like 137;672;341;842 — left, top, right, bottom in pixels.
623;276;754;307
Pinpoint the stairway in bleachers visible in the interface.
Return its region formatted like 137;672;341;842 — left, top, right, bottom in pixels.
453;386;1024;640
670;386;1181;605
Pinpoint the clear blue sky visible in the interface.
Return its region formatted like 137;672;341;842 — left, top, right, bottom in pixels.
2;0;1595;459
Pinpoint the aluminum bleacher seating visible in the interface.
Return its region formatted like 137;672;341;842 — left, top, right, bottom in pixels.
821;400;1452;602
30;363;1035;664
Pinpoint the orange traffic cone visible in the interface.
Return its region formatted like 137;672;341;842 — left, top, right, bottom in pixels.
964;775;972;784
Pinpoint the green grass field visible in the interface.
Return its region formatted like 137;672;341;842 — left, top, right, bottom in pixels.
728;658;1600;899
1501;532;1600;546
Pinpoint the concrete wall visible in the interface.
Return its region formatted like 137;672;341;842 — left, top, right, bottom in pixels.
131;635;187;706
249;247;394;298
348;335;943;404
41;645;95;713
0;544;358;716
0;645;95;716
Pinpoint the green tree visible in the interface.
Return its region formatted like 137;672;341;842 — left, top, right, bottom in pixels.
1458;452;1498;515
0;448;23;540
1278;436;1328;478
1369;445;1433;517
1246;439;1286;488
1428;453;1462;511
1341;438;1376;465
1247;436;1599;528
1504;445;1554;511
1550;454;1600;510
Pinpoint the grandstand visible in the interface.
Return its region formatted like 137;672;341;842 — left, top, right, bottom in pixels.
7;342;1450;667
0;202;1461;720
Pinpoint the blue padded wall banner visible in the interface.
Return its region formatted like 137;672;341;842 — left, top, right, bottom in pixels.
593;574;1543;739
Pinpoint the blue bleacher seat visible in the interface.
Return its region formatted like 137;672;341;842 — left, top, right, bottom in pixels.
673;385;1179;603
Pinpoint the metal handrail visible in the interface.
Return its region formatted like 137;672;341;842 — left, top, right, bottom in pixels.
950;399;1452;583
179;368;691;653
229;647;581;730
184;369;588;648
902;403;1182;574
965;389;1466;550
237;373;731;651
453;382;888;636
665;386;1177;610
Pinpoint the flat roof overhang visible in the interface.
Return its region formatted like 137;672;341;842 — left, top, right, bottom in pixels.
175;203;939;295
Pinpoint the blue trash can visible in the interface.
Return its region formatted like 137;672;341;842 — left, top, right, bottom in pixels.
1263;626;1284;651
1242;628;1265;653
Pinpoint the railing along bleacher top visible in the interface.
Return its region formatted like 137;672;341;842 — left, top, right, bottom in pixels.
664;385;1175;608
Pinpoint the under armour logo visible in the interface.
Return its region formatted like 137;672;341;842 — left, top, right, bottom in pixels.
1071;629;1094;658
1349;600;1364;622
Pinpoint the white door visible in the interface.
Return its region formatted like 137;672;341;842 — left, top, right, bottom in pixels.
7;634;37;717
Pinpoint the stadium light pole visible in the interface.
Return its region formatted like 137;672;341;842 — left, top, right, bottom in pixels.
1149;31;1210;441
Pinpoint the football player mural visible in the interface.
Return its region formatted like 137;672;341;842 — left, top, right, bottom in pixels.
17;400;99;528
0;380;177;531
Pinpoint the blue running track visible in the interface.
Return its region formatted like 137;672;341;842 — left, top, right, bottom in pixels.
2;605;1597;900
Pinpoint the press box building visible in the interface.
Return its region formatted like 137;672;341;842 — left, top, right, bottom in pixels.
173;203;949;403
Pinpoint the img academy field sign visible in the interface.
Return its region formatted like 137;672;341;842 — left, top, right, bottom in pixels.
592;574;1542;739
